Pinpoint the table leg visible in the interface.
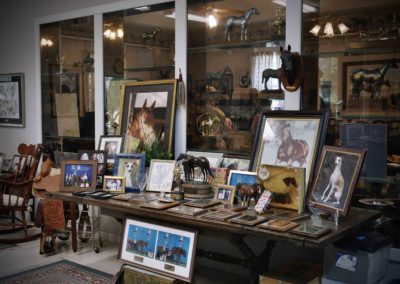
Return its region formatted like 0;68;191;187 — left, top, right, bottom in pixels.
70;202;77;252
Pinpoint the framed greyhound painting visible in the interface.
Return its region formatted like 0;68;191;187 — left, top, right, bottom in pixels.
250;111;329;192
307;146;365;216
113;153;146;192
119;79;177;154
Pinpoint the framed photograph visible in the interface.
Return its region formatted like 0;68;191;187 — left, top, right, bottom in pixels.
140;200;180;210
258;219;299;232
79;150;107;188
227;170;257;186
342;59;400;110
308;146;366;216
250;111;328;190
113;153;145;192
103;175;125;193
213;184;235;205
60;160;97;192
220;156;250;171
289;222;332;238
98;135;123;164
0;73;25;127
147;159;176;193
201;210;240;221
166;205;208;216
229;214;269;226
185;199;220;208
185;151;223;182
256;165;306;213
119;217;198;282
1;156;13;172
119;79;177;153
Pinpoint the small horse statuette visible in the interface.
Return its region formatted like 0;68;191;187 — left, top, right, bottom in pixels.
224;7;259;41
176;153;214;183
235;183;264;206
142;28;161;43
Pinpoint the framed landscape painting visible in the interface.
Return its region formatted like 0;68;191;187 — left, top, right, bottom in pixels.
119;217;198;282
120;79;177;153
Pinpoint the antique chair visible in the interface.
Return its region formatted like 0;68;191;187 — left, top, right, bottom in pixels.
0;143;44;243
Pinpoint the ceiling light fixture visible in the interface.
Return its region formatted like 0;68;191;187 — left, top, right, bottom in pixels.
309;22;349;37
324;22;334;37
338;22;350;34
104;26;124;40
40;38;54;47
309;24;321;36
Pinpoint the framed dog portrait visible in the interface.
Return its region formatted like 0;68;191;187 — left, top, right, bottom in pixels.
307;146;365;216
98;135;123;164
60;160;97;192
113;153;146;192
213;184;235;205
250;111;328;191
119;217;198;282
103;176;125;193
119;79;177;153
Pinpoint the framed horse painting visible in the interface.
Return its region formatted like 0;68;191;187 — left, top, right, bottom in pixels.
307;146;365;216
119;79;177;154
250;111;329;192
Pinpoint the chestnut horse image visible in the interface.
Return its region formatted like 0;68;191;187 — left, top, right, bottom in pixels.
171;246;186;264
235;183;264;205
127;99;157;149
276;123;309;167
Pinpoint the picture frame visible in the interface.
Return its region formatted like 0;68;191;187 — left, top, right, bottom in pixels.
98;135;123;164
307;146;366;216
0;73;25;127
227;170;257;186
113;153;145;192
119;217;198;282
103;175;125;193
342;59;400;110
250;111;328;190
213;184;235;205
201;210;240;221
60;160;97;192
186;151;223;182
229;214;269;226
1;156;13;172
258;219;299;232
119;79;177;153
54;151;79;168
289;222;332;238
78;150;107;188
147;159;176;193
166;205;208;216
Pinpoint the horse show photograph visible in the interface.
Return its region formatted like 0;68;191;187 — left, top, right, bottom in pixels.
60;160;97;192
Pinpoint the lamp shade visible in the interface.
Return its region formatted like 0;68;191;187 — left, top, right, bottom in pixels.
309;24;321;36
338;22;349;34
324;22;334;37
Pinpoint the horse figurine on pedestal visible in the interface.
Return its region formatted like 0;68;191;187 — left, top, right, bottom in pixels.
176;153;214;183
235;183;264;206
224;7;259;41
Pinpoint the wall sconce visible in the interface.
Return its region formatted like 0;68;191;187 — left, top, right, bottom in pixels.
40;38;54;47
309;22;349;37
104;26;124;40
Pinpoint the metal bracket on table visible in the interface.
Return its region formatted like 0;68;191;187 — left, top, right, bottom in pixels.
197;234;276;284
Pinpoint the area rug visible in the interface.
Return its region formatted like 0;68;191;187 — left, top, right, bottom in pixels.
0;259;113;283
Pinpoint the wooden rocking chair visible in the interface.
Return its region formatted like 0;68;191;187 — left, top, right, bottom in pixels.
0;143;44;243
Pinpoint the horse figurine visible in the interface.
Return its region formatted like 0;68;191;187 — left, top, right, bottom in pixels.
127;99;157;150
276;123;309;167
224;7;259;41
176;153;214;183
142;28;161;42
235;183;264;206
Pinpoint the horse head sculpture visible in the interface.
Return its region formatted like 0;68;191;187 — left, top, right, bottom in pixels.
279;45;304;92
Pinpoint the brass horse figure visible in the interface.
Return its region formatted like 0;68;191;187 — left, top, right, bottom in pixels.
224;7;259;41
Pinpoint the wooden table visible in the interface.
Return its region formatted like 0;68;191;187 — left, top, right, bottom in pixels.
46;191;380;283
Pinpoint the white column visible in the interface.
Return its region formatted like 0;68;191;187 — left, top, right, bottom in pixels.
174;0;187;158
284;0;302;110
94;13;104;147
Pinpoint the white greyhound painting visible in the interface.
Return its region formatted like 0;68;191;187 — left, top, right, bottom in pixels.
321;156;344;204
124;161;136;188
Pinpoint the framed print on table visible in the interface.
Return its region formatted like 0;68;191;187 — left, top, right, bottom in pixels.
113;153;145;192
103;175;125;193
147;159;176;193
98;135;122;164
0;73;25;127
250;111;328;190
60;160;97;192
119;217;198;282
213;184;235;205
78;150;107;187
227;170;257;186
119;79;177;153
307;146;365;216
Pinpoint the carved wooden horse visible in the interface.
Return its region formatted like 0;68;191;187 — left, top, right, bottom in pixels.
224;7;259;41
127;99;157;149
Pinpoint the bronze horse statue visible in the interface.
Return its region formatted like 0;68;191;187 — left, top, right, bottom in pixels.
224;7;259;41
176;153;214;182
235;183;264;205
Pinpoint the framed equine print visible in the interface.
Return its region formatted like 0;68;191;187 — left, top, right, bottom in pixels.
120;79;177;153
113;153;145;192
0;73;25;127
119;217;198;282
147;159;176;193
98;135;122;164
307;146;365;216
60;160;97;192
250;111;328;190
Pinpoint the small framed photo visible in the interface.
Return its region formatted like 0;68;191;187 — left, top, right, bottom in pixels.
1;156;13;172
227;170;257;186
103;176;125;193
119;217;198;282
0;73;25;127
213;184;235;205
98;135;123;164
307;146;365;216
113;153;145;192
60;160;97;192
147;159;176;193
